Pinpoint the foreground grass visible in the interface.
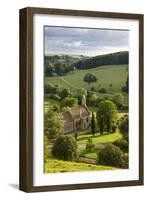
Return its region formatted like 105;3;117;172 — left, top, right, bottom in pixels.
44;158;118;173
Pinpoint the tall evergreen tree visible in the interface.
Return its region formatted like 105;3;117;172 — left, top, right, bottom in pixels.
91;112;96;136
97;100;118;134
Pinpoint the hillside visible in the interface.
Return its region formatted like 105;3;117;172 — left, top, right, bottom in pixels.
45;54;89;65
44;51;129;77
45;64;128;94
75;51;128;70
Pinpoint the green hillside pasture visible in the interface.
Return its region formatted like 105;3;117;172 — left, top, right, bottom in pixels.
77;132;122;145
45;64;128;94
45;158;118;173
78;132;122;160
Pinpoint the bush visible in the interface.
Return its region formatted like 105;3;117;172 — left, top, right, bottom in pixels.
52;135;77;161
113;139;128;152
98;88;107;93
123;153;129;167
111;124;117;133
97;144;125;167
118;115;128;139
86;138;95;153
61;97;78;107
49;94;61;101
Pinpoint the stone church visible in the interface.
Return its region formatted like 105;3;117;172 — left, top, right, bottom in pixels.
59;95;91;133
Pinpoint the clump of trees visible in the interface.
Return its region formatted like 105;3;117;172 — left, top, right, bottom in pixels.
45;61;75;77
44;110;63;139
61;97;78;108
97;144;125;167
97;100;118;134
75;51;128;70
113;139;128;153
51;135;78;161
83;73;97;84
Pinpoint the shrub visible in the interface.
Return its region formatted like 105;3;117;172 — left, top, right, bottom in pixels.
97;144;125;167
52;135;77;161
118;115;129;139
86;137;95;153
99;88;107;93
49;94;61;101
123;153;129;167
113;139;128;152
111;124;117;133
61;97;78;107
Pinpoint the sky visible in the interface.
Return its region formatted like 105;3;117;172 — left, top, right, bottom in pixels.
44;26;129;56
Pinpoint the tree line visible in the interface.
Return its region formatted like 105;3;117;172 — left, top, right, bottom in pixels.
44;51;129;77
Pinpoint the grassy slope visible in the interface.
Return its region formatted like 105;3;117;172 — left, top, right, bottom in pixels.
45;64;128;93
45;158;117;173
77;132;122;160
77;132;122;145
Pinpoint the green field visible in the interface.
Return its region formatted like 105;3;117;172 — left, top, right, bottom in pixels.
45;158;118;173
77;132;122;145
45;64;128;93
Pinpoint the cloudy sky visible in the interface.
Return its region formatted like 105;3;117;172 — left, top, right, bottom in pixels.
44;26;129;56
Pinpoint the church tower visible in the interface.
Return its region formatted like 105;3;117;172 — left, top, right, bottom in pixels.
81;94;86;107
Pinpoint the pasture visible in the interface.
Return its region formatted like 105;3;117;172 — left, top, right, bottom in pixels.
45;64;128;94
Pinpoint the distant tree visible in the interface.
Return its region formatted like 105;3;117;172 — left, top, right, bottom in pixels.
52;135;77;161
45;63;55;76
52;104;60;112
54;62;65;76
44;83;60;94
91;112;96;136
98;88;107;93
118;114;129;140
44;110;63;139
112;93;124;108
61;97;78;107
83;73;97;84
60;88;71;99
87;93;98;106
97;100;118;134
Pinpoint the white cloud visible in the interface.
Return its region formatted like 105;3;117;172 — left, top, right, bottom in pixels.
73;41;82;47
